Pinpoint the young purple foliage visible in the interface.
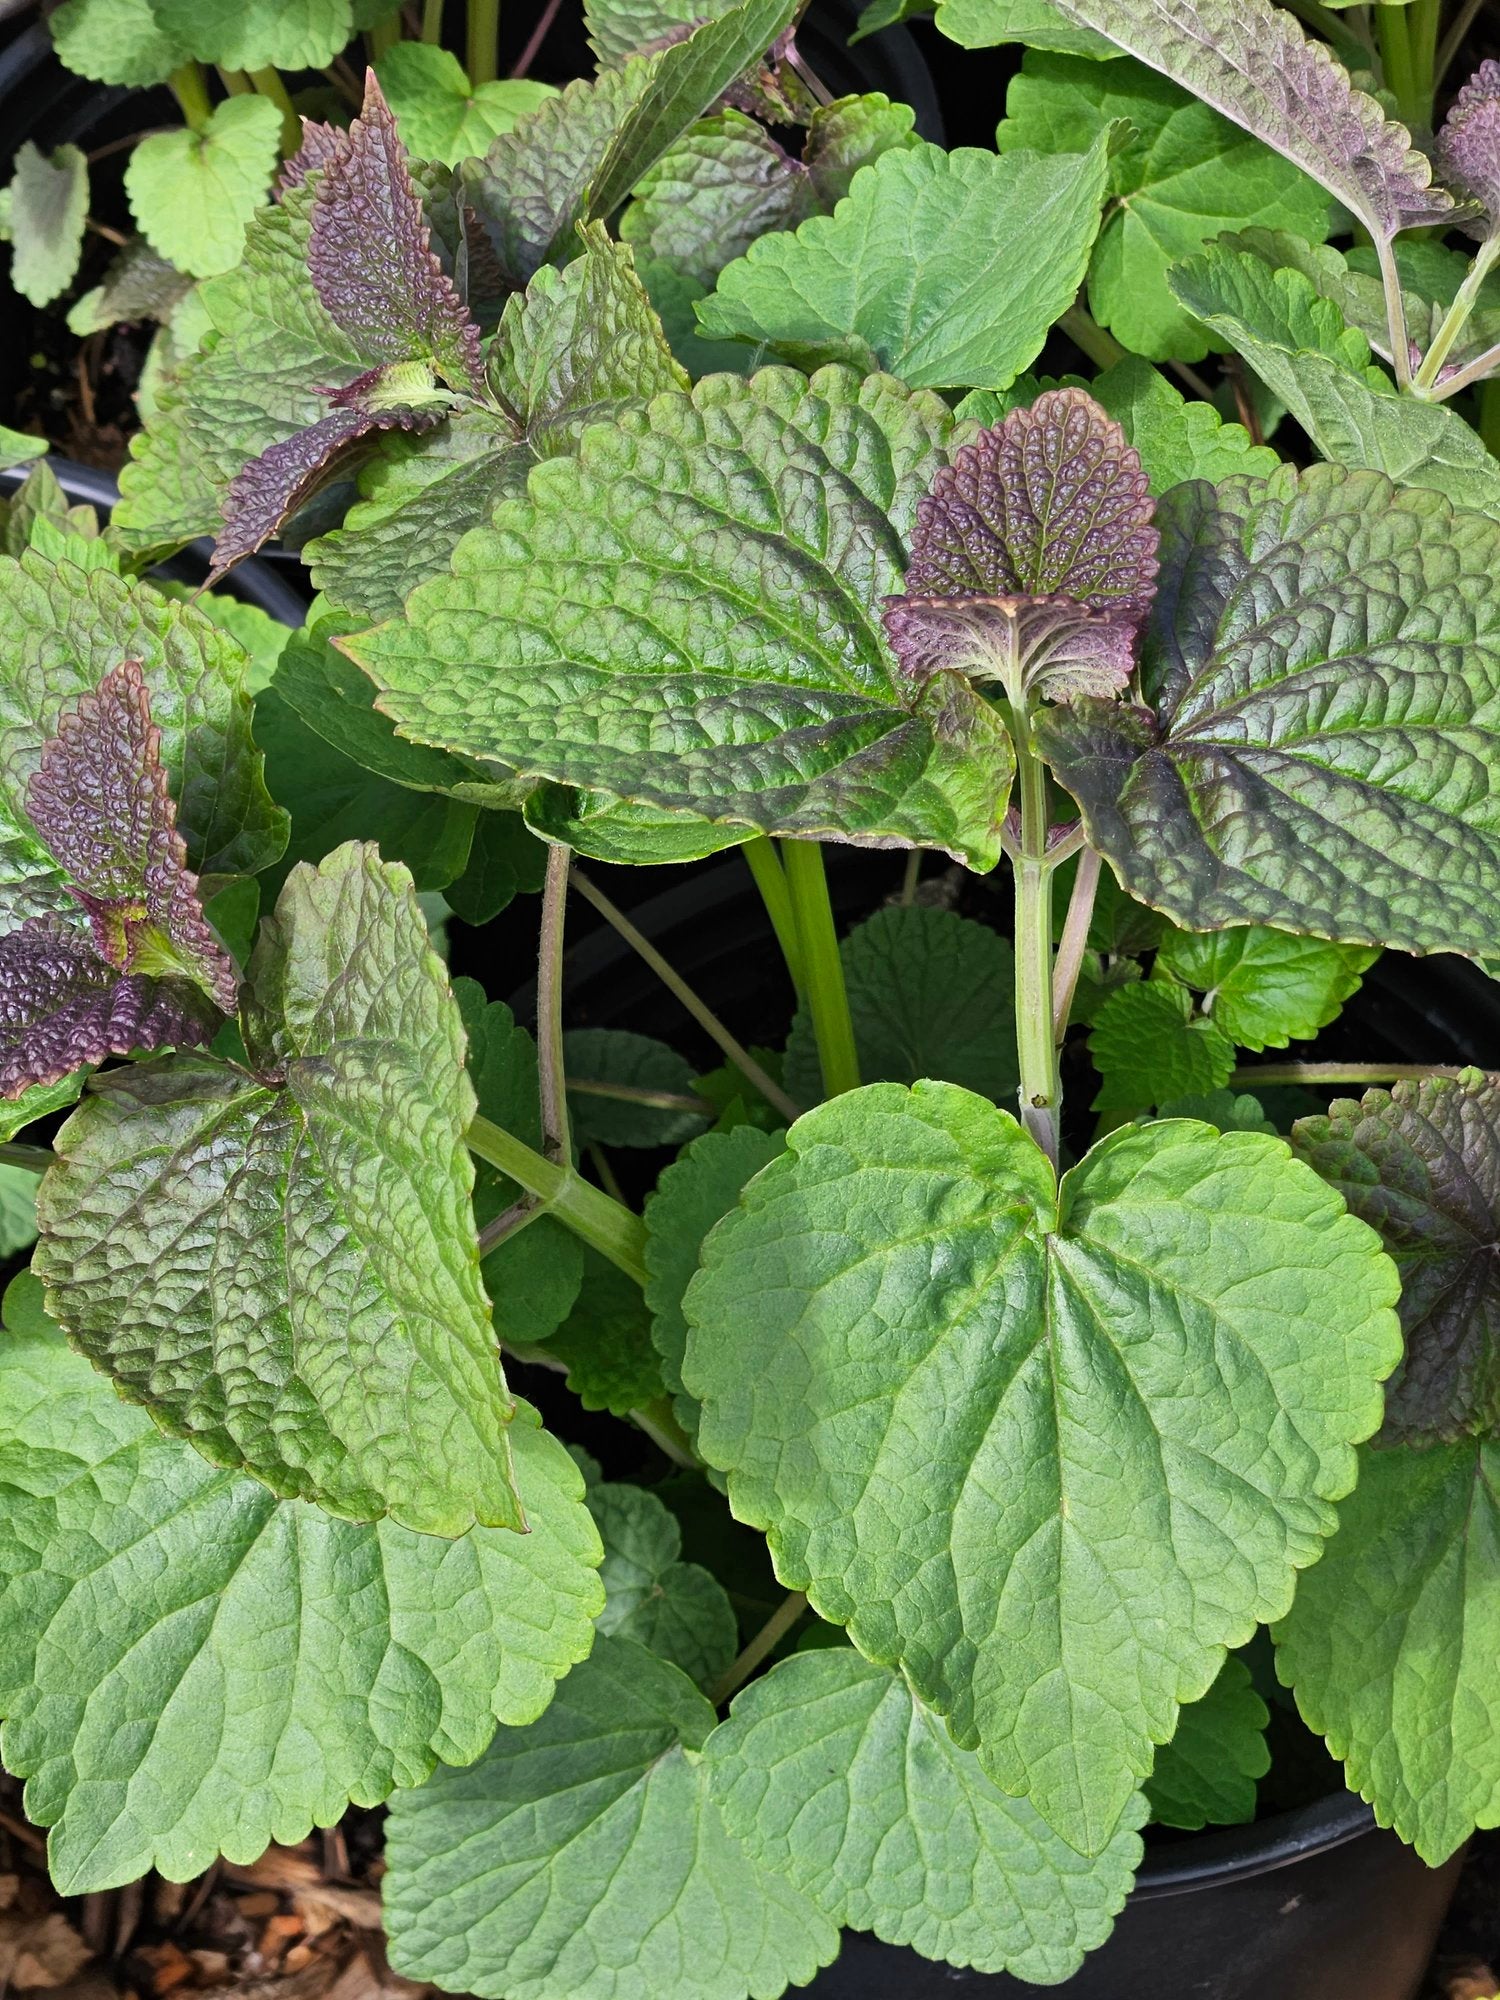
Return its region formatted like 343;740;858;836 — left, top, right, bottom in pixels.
883;390;1158;703
1438;62;1500;235
208;72;485;582
27;660;238;1013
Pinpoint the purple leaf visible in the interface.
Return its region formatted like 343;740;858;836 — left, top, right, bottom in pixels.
1438;61;1500;236
0;917;216;1099
308;71;482;392
26;661;240;1013
906;390;1158;615
883;593;1140;702
278;117;350;196
208;395;445;582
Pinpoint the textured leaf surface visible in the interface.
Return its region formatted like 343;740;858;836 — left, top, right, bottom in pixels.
48;0;185;86
784;906;1017;1108
683;1083;1400;1850
125;98;281;279
0;1165;37;1256
1144;1657;1268;1829
1036;464;1500;956
587;1480;738;1687
150;0;352;71
1158;925;1376;1053
5;144;88;308
1083;356;1280;492
1292;1073;1500;1445
1000;51;1329;361
698;137;1108;389
1168;249;1500;519
0;1069;87;1143
0;428;47;472
583;0;734;64
706;1646;1144;1977
375;47;555;167
544;1253;666;1417
1048;0;1453;242
1438;60;1500;236
0;551;285;929
349;368;1016;866
936;0;1114;55
565;1027;707;1150
1274;1439;1500;1864
644;1125;786;1453
1087;976;1234;1112
0;1309;601;1893
384;1635;839;2000
34;844;522;1537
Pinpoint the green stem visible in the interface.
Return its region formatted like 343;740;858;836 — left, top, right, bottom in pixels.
631;1398;698;1469
467;1114;649;1285
422;0;445;41
1232;1062;1467;1089
0;1142;51;1173
167;62;213;133
367;8;402;58
1413;237;1500;392
570;1079;710;1114
709;1591;809;1706
537;845;572;1165
248;68;301;156
1376;1;1437;130
569;867;802;1125
1375;236;1414;391
217;67;252;94
1059;304;1129;372
1437;0;1484;90
899;849;922;907
743;837;805;997
780;840;860;1099
1481;378;1500;456
467;0;500;85
1012;714;1060;1170
1051;847;1101;1045
1430;336;1500;403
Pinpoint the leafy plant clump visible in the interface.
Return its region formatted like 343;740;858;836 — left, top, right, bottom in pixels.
5;0;1500;1992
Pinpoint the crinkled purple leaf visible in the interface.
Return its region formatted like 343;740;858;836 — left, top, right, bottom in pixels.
1051;0;1454;244
1438;61;1500;238
882;593;1139;702
905;390;1158;617
308;72;482;391
208;396;445;583
0;917;215;1099
26;661;238;1012
1292;1069;1500;1445
278;117;349;196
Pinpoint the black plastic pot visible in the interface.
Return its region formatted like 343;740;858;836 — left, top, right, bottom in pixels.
510;856;1498;2000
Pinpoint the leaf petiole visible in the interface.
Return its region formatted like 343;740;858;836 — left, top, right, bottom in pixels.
167;62;212;134
1413;237;1500;395
708;1590;809;1706
1011;706;1061;1169
466;1113;650;1286
780;840;860;1099
1052;848;1102;1045
0;1142;52;1174
1232;1061;1470;1090
537;845;572;1165
742;837;806;997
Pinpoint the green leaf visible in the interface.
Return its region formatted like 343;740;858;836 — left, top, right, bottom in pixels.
0;1070;88;1144
935;0;1116;54
1088;977;1236;1112
784;905;1018;1109
383;1634;839;2000
49;0;187;87
253;688;477;898
999;52;1329;362
643;1124;786;1454
1291;1071;1500;1445
565;1027;707;1150
683;1083;1400;1851
524;785;755;863
1144;1657;1269;1829
588;1480;738;1687
125;97;281;280
0;429;47;473
376;46;556;167
1157;1089;1276;1137
114;180;366;559
1167;249;1500;518
308;227;681;624
1036;464;1500;958
620;95;919;294
0;1316;602;1893
4;144;88;309
697;135;1110;389
0;549;286;937
706;1646;1145;1977
348;367;1015;867
1158;925;1377;1053
34;843;522;1537
1084;355;1280;493
0;1164;38;1256
455;980;585;1347
584;0;738;64
67;237;195;338
1220;228;1421;368
544;1251;666;1416
445;811;545;924
1274;1438;1500;1864
151;0;352;71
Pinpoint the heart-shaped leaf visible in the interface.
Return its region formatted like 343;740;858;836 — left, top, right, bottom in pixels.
1158;924;1376;1053
34;842;523;1538
125;96;281;279
1144;1656;1269;1829
348;367;1016;867
375;45;555;167
683;1082;1399;1851
588;1479;738;1687
1036;463;1500;957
